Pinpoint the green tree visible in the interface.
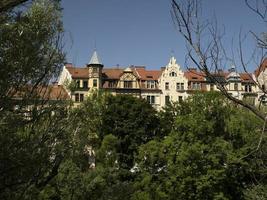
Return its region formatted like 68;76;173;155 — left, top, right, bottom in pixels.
133;92;266;200
40;93;161;200
100;94;160;170
0;0;64;110
0;0;68;199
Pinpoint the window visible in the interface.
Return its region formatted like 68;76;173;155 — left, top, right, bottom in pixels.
80;94;84;102
83;80;88;89
75;93;79;102
165;82;169;90
74;93;84;102
76;80;80;88
178;96;183;103
108;81;116;88
93;79;97;87
245;84;252;92
124;81;133;88
92;67;98;73
181;83;184;90
262;84;265;91
165;95;170;104
147;80;155;89
176;83;185;91
147;95;155;104
169;72;177;77
192;82;201;90
176;83;180;90
234;83;238;91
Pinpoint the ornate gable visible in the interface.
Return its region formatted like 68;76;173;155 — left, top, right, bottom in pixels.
159;57;186;81
119;68;137;81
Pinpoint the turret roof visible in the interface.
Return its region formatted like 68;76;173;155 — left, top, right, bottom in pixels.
89;50;102;65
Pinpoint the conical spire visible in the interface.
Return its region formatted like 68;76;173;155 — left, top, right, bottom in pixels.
89;50;102;65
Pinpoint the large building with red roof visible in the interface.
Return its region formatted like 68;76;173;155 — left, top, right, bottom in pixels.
58;51;263;109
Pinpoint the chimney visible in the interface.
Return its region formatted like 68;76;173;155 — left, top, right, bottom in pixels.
161;67;166;71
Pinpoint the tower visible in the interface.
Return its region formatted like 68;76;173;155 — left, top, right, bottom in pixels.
87;50;103;89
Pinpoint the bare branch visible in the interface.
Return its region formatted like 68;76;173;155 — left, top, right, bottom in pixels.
245;0;267;22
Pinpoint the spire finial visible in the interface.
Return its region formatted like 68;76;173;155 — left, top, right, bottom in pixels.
171;49;175;57
94;40;97;51
89;49;102;65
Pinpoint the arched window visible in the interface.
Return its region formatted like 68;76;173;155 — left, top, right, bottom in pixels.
169;72;177;77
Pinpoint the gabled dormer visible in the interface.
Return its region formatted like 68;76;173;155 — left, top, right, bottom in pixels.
226;66;242;91
118;67;139;89
227;66;241;82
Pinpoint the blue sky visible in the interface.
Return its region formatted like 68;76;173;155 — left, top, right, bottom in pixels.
62;0;265;71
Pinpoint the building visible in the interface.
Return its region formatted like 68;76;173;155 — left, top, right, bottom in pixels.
58;50;265;109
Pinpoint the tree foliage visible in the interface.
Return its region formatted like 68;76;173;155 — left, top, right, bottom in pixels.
133;92;267;200
0;0;64;110
37;92;267;200
0;0;68;199
1;1;267;199
99;94;160;169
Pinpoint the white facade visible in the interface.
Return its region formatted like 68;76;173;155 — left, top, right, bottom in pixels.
58;66;72;96
141;91;161;110
159;57;188;105
58;66;72;85
58;53;262;109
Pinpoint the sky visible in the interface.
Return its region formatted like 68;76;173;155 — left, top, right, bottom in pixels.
61;0;266;71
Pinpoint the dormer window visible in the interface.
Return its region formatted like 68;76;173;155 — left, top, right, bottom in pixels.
124;81;133;88
169;72;177;77
147;80;155;89
245;84;252;92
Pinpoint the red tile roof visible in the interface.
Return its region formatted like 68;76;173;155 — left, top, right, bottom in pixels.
66;66;89;78
184;70;205;81
102;68;124;79
65;65;254;84
240;73;254;83
12;85;70;101
66;65;162;81
44;85;70;100
134;67;162;80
